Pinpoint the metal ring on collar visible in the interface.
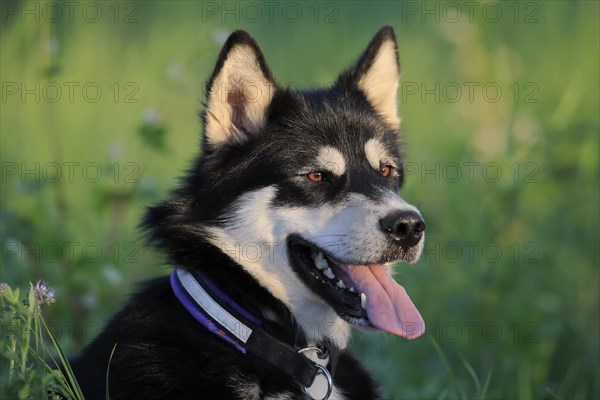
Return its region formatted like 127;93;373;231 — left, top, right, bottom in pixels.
298;346;323;356
302;363;333;400
298;347;332;400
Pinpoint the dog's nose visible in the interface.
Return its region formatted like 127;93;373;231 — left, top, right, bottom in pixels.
380;210;426;247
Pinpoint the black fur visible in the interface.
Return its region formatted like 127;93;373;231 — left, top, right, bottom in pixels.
70;27;405;399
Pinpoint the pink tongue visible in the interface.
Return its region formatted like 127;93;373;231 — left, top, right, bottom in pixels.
348;264;425;339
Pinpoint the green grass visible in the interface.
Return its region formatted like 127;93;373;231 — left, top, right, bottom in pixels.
1;1;599;399
0;282;84;400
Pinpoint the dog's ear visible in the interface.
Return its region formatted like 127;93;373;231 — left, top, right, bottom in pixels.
338;26;401;129
202;30;277;148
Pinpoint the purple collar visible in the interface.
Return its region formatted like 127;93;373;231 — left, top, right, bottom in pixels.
170;269;254;353
170;268;337;400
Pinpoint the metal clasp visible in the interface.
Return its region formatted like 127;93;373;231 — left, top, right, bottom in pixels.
298;347;333;400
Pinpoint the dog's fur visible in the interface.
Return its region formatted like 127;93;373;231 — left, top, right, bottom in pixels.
70;26;425;400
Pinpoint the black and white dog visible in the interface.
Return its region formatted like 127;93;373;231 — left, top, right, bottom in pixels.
70;26;426;400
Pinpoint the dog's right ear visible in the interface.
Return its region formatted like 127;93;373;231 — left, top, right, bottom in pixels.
202;30;277;149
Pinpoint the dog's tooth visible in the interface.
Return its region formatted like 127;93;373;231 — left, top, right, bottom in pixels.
313;252;328;270
349;287;356;293
360;293;367;310
324;268;335;280
337;280;346;289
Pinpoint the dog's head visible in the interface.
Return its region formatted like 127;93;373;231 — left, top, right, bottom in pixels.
146;27;425;347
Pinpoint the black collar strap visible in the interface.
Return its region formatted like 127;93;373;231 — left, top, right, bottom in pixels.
170;269;338;400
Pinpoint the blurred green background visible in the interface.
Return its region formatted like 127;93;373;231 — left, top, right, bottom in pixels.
1;1;598;399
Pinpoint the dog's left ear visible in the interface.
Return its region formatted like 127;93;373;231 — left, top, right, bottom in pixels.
202;30;277;148
338;26;401;129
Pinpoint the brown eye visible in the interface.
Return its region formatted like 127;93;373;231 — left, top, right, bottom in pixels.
308;171;325;182
380;164;394;177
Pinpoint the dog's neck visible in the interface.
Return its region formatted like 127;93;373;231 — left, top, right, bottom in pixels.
171;265;343;395
175;244;350;351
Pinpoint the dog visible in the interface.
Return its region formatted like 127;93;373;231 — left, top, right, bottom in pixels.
70;26;426;400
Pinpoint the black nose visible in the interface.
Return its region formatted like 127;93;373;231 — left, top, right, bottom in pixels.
380;210;426;247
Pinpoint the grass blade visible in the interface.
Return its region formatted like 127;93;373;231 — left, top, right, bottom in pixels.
480;368;493;400
429;335;466;400
461;356;481;397
545;387;563;400
33;340;79;400
40;317;85;399
105;343;118;400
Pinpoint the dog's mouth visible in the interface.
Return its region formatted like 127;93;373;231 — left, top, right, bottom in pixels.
287;235;425;340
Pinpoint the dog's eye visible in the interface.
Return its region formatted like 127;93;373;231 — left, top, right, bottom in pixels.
380;164;394;177
307;171;326;182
